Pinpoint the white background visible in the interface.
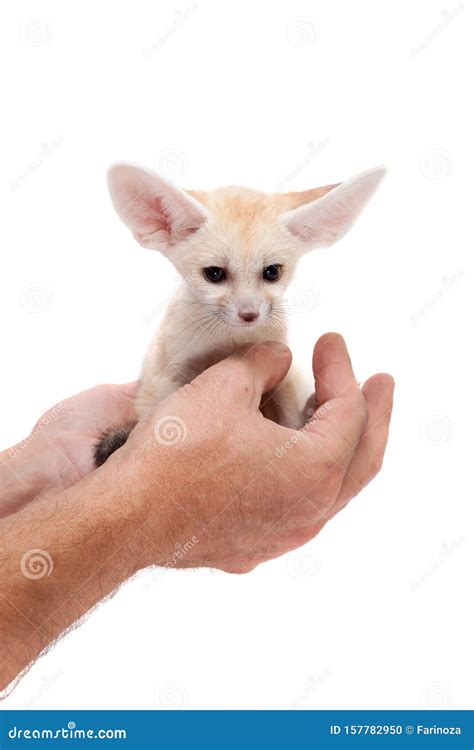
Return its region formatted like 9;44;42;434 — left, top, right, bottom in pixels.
0;0;472;710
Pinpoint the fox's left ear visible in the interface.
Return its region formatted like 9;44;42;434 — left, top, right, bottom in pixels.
107;162;209;254
282;166;386;248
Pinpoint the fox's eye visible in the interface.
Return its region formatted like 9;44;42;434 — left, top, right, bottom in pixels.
203;266;227;283
263;264;282;282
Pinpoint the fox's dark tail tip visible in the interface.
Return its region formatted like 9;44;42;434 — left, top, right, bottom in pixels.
93;422;136;467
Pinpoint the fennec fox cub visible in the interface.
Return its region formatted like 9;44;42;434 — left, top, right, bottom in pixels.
94;163;385;466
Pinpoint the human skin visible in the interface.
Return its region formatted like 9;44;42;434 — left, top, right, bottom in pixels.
0;334;394;691
0;381;137;518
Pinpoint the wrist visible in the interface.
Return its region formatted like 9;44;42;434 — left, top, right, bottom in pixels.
114;439;207;572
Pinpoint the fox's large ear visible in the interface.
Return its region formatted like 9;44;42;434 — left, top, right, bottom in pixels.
282;167;386;248
107;163;209;253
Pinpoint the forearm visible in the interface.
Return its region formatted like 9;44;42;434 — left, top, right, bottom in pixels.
0;466;154;691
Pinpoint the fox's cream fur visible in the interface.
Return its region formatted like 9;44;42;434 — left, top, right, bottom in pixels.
96;163;385;464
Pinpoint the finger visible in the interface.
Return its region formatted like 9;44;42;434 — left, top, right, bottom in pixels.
194;341;292;410
312;332;358;405
330;373;395;516
305;334;367;460
91;382;139;423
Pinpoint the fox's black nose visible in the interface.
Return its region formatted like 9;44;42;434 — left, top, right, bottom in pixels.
239;310;259;323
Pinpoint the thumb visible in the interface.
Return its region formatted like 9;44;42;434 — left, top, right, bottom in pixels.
194;341;292;410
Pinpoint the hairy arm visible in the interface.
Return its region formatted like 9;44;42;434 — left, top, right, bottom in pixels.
0;335;394;692
0;466;152;691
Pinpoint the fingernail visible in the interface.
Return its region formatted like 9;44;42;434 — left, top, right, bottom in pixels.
265;341;290;353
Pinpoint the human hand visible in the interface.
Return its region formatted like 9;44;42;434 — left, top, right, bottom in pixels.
1;382;137;516
0;334;393;688
111;333;394;573
31;381;138;486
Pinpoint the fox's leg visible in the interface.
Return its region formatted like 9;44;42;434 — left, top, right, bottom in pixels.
260;365;315;429
259;368;302;429
134;371;182;421
93;371;182;467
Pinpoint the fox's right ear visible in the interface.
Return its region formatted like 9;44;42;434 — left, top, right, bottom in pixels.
282;166;386;250
107;163;209;253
